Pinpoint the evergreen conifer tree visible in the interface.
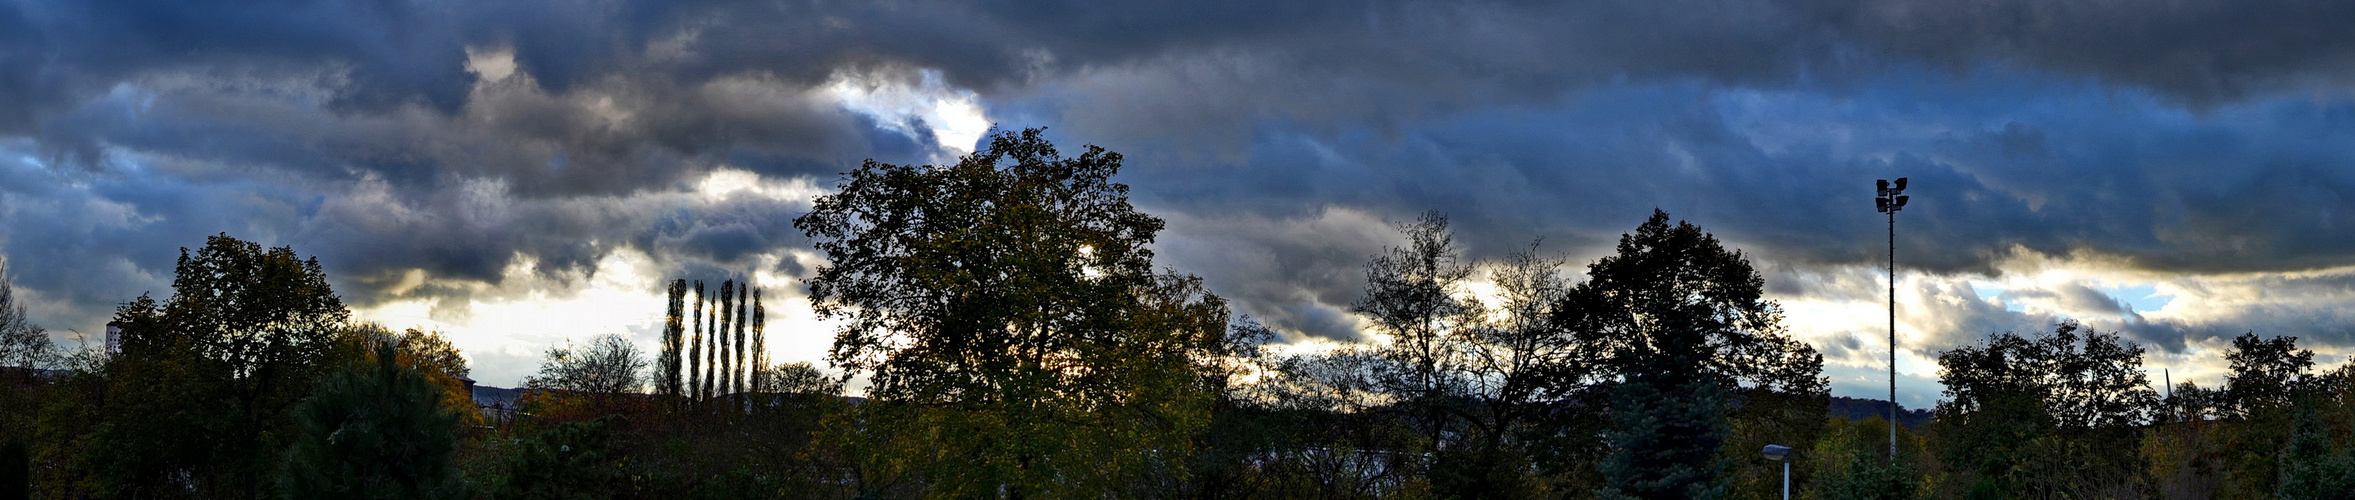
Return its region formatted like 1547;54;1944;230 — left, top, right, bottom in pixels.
279;343;467;499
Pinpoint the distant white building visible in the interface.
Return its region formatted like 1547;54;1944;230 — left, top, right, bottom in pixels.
105;321;122;356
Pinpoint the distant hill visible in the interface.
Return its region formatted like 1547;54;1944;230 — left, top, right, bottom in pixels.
467;384;868;408
1828;396;1934;428
471;385;524;408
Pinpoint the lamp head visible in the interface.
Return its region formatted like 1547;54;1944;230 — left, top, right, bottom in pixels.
1895;195;1909;209
1876;198;1890;213
1763;444;1793;461
1876;179;1890;196
1893;177;1908;192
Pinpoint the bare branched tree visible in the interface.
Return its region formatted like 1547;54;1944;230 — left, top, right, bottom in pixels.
525;334;648;400
0;260;55;375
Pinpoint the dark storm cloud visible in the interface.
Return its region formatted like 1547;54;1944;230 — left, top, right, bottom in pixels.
1095;70;2355;342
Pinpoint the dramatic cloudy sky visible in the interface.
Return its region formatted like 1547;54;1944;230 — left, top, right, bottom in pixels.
8;0;2355;406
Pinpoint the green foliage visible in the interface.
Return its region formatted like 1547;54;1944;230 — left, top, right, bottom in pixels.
1600;374;1730;500
279;343;467;499
495;416;631;499
2271;365;2355;499
2277;404;2355;499
1808;417;1923;500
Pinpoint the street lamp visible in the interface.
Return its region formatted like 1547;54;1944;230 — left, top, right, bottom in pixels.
1763;444;1794;500
1875;177;1908;462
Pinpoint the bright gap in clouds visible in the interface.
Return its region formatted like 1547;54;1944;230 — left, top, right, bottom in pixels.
824;68;992;159
2101;283;2175;313
349;168;850;388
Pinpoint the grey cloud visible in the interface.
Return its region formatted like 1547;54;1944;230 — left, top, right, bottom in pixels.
1837;0;2355;106
1999;283;2130;317
1155;208;1398;341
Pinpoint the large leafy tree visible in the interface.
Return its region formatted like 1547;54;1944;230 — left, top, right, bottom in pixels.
1932;321;2159;497
2223;331;2314;418
2206;332;2318;496
1558;210;1826;500
795;128;1234;497
101;234;353;498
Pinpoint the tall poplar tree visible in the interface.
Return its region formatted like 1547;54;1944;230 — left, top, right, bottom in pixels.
662;279;686;399
734;281;749;396
719;279;735;397
752;289;767;392
690;280;706;401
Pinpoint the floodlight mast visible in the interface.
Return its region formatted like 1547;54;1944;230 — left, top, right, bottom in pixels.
1875;177;1909;462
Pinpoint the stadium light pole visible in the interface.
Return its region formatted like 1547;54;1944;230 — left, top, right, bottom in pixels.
1875;177;1909;462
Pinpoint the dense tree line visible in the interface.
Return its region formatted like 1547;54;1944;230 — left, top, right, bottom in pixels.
4;129;2355;498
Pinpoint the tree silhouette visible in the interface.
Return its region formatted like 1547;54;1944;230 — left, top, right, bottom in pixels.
752;289;767;392
102;234;353;497
0;261;51;378
2225;332;2315;418
796;128;1235;497
1352;211;1477;459
526;334;647;403
1558;210;1823;500
1933;321;2158;496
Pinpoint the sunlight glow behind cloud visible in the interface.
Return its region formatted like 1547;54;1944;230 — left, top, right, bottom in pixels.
824;68;992;160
